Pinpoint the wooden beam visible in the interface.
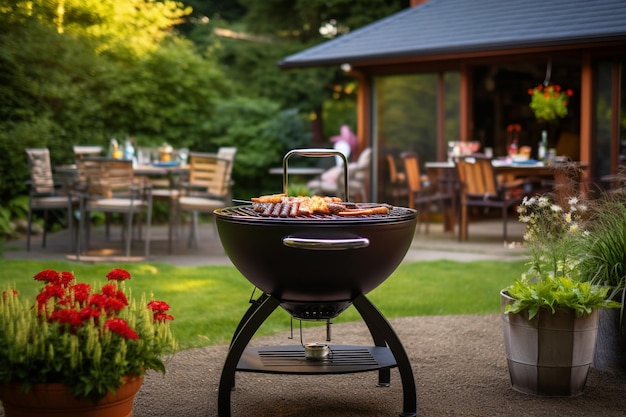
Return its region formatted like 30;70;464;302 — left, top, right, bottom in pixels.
579;53;593;189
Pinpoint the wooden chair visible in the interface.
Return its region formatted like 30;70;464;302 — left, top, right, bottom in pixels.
455;155;525;242
401;152;454;234
24;148;79;251
76;158;152;259
384;153;408;205
177;152;234;249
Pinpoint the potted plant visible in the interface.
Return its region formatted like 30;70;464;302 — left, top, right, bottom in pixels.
528;83;574;122
577;191;626;372
501;195;620;396
0;268;176;416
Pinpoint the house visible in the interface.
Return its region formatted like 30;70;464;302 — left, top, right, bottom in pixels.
278;0;626;201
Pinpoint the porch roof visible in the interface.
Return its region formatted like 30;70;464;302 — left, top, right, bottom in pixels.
278;0;626;69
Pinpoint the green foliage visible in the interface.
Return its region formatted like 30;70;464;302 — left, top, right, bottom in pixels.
507;194;623;319
528;83;573;122
578;197;626;291
504;275;618;319
0;0;231;204
202;97;311;197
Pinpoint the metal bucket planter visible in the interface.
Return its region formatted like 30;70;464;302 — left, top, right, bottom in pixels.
593;306;626;373
500;290;599;396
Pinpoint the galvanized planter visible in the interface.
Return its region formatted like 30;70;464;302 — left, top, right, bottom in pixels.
500;290;599;397
593;307;626;373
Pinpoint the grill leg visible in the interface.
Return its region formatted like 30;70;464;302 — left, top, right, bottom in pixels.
353;294;417;417
218;293;280;417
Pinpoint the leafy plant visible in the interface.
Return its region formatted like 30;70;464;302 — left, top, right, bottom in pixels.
528;83;574;121
505;194;621;319
577;192;626;324
0;268;176;403
504;275;617;319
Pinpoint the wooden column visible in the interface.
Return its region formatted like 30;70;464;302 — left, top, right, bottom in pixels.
579;53;593;191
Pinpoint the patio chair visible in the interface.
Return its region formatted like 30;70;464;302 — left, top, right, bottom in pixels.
307;148;372;201
24;148;79;251
455;154;526;242
401;152;455;234
76;158;152;259
384;153;408;205
177;152;234;249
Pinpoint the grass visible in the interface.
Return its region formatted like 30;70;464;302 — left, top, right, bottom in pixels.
0;259;526;351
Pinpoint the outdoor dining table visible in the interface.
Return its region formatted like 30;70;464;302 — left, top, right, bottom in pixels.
424;159;588;234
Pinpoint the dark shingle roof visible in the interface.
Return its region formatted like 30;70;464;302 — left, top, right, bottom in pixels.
278;0;626;68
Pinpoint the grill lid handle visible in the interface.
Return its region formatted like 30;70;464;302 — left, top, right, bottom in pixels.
283;148;349;200
282;236;369;250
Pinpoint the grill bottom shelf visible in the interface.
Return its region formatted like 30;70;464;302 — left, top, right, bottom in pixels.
237;345;397;375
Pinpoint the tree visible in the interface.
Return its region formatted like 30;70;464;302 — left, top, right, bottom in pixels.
0;0;229;202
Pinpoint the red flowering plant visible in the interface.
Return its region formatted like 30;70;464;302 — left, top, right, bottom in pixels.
528;83;574;121
0;268;175;403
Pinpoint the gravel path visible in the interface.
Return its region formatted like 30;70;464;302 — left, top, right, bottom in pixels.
132;314;626;417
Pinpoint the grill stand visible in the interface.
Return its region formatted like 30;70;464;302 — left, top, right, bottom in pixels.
217;293;417;417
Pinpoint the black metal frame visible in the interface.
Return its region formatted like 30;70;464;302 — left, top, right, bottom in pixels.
217;292;417;417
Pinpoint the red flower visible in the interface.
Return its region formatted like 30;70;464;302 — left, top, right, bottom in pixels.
33;269;61;283
101;284;129;305
33;270;76;287
49;308;83;327
80;306;102;321
105;318;139;340
70;283;92;304
106;268;131;281
153;312;174;322
147;300;170;313
87;293;108;310
148;300;174;322
36;284;66;311
58;272;75;287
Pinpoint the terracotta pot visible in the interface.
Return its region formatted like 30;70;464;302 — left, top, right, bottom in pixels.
0;375;143;417
500;290;599;396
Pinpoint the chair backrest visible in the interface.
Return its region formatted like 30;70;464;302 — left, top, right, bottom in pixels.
78;158;136;198
217;147;237;188
351;147;372;180
217;147;237;162
25;148;55;194
386;154;400;184
455;155;499;198
188;152;233;199
401;152;424;193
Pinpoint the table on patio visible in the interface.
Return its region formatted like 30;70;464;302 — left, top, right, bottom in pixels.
424;159;587;234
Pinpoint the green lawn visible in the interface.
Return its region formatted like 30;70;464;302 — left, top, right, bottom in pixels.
0;259;525;350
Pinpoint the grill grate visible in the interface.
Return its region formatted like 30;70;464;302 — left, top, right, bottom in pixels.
258;346;377;367
217;204;415;222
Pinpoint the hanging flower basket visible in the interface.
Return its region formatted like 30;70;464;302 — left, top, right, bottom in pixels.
528;84;574;121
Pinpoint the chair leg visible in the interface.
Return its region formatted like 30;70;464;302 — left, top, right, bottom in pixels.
67;206;75;253
42;209;48;248
26;207;33;252
145;204;152;259
459;204;468;241
124;212;133;257
187;212;199;249
502;207;508;242
423;202;431;235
